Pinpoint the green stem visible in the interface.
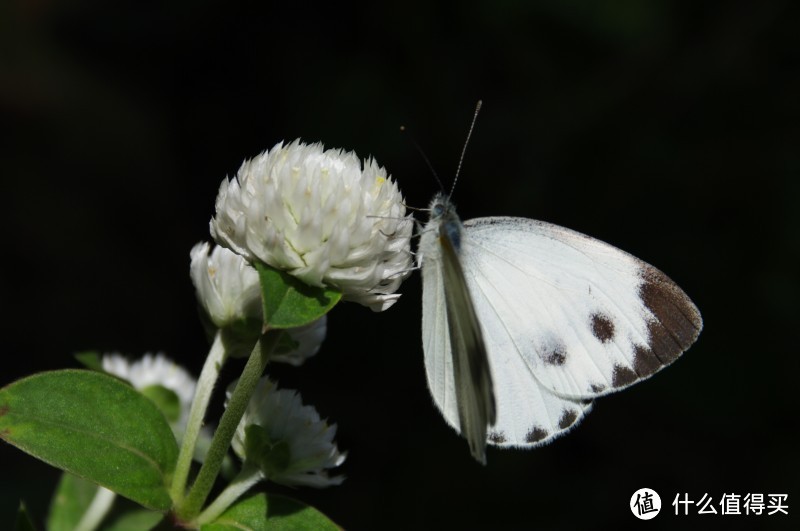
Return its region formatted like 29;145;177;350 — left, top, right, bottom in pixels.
75;487;116;531
170;331;228;504
176;331;279;522
196;464;264;524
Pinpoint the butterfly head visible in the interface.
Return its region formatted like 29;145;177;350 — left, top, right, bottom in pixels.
429;192;456;222
426;193;464;252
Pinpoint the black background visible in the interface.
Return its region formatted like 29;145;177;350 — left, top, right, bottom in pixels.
1;1;797;529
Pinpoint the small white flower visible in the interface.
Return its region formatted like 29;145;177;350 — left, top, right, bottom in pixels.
230;378;345;488
210;140;413;311
190;242;262;330
102;353;196;433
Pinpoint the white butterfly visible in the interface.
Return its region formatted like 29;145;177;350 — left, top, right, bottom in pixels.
418;192;703;464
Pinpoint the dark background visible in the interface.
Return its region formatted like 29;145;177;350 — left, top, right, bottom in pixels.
2;1;797;529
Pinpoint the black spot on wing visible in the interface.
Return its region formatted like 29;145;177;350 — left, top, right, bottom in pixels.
488;431;507;444
558;410;578;430
525;426;549;443
590;313;615;343
540;339;567;366
612;365;637;387
590;383;606;394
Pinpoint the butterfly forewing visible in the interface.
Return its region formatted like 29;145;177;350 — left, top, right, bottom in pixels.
439;227;496;462
459;217;702;401
420;195;497;463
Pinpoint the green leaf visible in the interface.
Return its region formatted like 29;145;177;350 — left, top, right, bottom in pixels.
47;473;101;531
48;473;165;531
201;493;340;531
15;501;37;531
256;262;341;329
0;370;179;511
103;509;164;531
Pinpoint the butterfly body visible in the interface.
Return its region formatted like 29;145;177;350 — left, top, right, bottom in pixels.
418;192;702;463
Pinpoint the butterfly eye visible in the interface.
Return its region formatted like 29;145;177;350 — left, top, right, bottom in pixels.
432;204;445;217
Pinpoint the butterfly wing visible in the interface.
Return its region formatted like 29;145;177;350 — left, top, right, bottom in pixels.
423;230;592;449
420;213;496;462
439;230;497;462
458;217;702;426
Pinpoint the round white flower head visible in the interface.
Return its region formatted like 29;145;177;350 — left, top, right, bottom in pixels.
102;353;196;433
229;378;345;488
210;140;413;311
190;242;262;330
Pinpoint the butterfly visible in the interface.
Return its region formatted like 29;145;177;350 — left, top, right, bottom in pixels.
418;192;703;464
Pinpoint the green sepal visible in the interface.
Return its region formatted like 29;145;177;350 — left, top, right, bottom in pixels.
200;493;340;530
244;425;291;476
274;331;300;355
74;351;103;371
198;300;262;359
255;262;341;329
0;370;179;511
140;385;181;424
15;502;36;531
219;326;260;359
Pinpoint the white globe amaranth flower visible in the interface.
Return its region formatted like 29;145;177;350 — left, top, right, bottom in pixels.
102;353;196;433
229;378;346;488
210;140;413;312
190;242;263;331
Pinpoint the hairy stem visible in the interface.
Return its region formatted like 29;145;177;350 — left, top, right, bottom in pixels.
175;331;278;522
170;331;228;504
196;464;263;524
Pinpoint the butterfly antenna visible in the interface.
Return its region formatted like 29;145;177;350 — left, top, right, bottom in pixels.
400;125;446;194
450;100;482;197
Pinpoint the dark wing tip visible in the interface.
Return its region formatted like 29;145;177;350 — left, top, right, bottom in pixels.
629;265;703;381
